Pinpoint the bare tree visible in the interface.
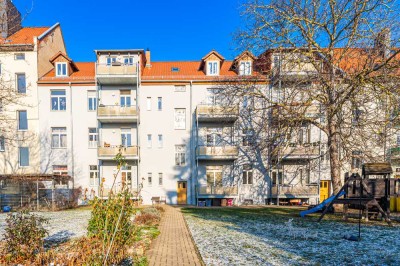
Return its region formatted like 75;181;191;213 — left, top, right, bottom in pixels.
225;0;400;195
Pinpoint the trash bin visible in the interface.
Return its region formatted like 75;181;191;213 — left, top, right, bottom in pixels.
397;196;400;212
227;198;233;206
3;206;11;213
390;197;396;212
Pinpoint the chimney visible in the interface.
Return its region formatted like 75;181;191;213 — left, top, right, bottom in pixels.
374;28;391;58
145;48;151;68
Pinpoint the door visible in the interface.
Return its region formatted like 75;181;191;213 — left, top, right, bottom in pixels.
177;181;187;205
320;181;330;202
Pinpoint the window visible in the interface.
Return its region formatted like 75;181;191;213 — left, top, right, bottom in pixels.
272;171;283;186
207;88;221;105
159;173;163;186
56;62;68;77
158;134;163;148
351;151;362;169
157;97;162;110
0;99;2;112
147;134;152;148
207;61;219;75
397;133;400;146
15;53;25;60
88;91;97;111
106;57;117;66
207;128;222;146
146;97;152;110
175;85;186;92
175;145;186;166
16;73;26;93
51;90;66;111
121;129;132;147
0;63;2;74
51;127;67;148
89;165;99;186
121;165;132;188
88;128;98;148
352;108;362;125
243;164;253;185
298;125;311;144
124;57;134;65
18;110;28;130
53;165;68;176
206;166;223;186
174;108;186;129
19;147;29;167
300;168;310;184
120;91;131;107
0;136;4;151
239;61;252;75
148;173;152;186
242;129;254;146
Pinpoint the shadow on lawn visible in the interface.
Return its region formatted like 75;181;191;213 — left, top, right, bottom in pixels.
181;207;400;265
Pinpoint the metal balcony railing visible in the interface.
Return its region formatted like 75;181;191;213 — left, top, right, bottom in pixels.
96;63;138;76
98;145;139;157
197;185;238;196
97;105;138;117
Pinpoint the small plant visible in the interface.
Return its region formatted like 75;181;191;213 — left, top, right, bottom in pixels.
135;212;160;225
3;211;49;261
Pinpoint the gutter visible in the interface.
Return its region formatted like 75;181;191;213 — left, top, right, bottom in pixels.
38;22;60;40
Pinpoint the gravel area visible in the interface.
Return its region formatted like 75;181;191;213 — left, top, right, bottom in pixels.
183;207;400;266
0;209;91;244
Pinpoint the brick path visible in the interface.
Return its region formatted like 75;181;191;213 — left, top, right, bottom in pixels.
147;205;203;266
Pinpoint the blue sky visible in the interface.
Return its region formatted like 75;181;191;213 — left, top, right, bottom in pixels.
14;0;245;62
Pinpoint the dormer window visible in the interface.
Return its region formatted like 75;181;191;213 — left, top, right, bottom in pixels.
124;57;134;65
56;63;68;77
207;61;219;76
239;61;252;75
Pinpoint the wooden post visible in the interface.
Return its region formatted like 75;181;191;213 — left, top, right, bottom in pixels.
51;179;55;211
36;179;39;211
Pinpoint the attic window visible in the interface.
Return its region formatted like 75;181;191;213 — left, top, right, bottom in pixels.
171;67;180;72
207;61;219;75
239;61;252;76
56;62;68;77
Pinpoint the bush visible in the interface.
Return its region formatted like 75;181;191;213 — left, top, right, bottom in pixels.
135;213;160;225
3;211;48;261
154;205;165;213
87;190;137;264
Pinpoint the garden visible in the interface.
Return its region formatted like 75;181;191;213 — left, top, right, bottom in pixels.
183;207;400;266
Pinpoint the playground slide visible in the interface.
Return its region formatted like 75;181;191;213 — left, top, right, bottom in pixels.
300;190;346;217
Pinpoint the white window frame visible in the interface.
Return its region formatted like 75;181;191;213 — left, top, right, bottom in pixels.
121;165;132;188
242;164;253;185
19;147;29;167
51;90;67;111
89;165;99;186
88;91;97;111
158;134;163;148
174;108;186;130
53;165;68;176
207;61;219;75
239;61;252;75
147;97;152;111
88;128;98;148
157;97;162;111
51;127;67;149
17;110;28;131
56;62;68;77
124;57;134;65
159;173;163;186
174;85;186;92
121;128;132;147
106;57;117;66
147;134;152;148
15;53;25;60
175;145;186;166
16;73;26;94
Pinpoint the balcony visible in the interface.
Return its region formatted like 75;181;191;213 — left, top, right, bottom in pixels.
196;105;239;122
271;184;318;198
270;104;320;124
389;146;400;160
98;145;139;160
96;63;138;84
197;185;238;197
97;105;138;123
272;143;320;160
196;146;239;160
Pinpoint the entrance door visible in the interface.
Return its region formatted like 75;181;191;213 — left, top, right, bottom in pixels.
320;181;330;202
177;181;187;205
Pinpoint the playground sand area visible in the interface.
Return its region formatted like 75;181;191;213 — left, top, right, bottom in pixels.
182;207;400;266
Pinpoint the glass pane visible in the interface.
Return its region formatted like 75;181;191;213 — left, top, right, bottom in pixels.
19;147;29;166
52;135;59;147
60;134;67;147
51;97;58;110
18;111;27;130
60;97;66;110
17;74;26;93
126;97;131;107
51;90;66;95
120;96;125;106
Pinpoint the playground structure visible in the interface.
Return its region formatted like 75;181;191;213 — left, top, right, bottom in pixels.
301;163;399;226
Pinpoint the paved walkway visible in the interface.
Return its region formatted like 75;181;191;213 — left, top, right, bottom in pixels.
147;205;203;266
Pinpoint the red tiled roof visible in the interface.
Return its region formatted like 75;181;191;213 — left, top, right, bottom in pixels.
0;27;49;45
39;62;95;83
142;61;257;81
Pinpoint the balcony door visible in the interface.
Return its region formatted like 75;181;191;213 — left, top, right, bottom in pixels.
120;91;131;107
121;129;132;147
206;128;222;147
206;166;223;187
121;165;132;189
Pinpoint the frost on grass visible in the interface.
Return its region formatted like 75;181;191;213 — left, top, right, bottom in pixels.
183;208;400;266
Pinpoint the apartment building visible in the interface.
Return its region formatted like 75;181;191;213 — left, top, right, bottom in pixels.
0;0;66;176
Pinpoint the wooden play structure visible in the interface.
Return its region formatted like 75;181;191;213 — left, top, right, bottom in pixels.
318;163;397;226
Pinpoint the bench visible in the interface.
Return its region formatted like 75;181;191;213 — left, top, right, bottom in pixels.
151;196;166;205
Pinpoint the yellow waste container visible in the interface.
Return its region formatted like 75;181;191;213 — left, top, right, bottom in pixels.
390;197;396;212
397;197;400;212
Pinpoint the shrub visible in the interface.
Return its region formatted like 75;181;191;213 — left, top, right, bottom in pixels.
135;213;160;225
3;211;48;261
154;205;165;213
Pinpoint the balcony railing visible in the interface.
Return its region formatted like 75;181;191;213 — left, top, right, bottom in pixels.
196;105;239;122
197;185;238;196
271;184;318;197
389;146;400;159
97;105;138;117
196;146;239;160
96;63;138;76
98;145;139;158
272;143;320;160
270;104;320;123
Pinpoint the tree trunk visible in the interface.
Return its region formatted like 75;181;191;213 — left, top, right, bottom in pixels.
328;121;342;195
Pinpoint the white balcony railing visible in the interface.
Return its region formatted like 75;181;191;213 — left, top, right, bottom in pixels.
96;63;138;76
97;105;138;117
197;185;238;195
98;146;139;158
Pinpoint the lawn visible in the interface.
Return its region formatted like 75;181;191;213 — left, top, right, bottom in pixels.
182;207;400;266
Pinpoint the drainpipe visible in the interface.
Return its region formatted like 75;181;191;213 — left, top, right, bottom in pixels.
136;55;141;197
69;82;75;190
189;80;193;205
